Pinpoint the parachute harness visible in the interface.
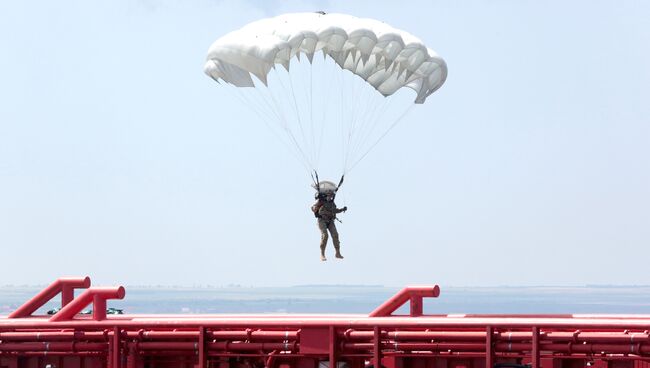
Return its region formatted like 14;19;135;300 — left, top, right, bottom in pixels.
312;170;345;222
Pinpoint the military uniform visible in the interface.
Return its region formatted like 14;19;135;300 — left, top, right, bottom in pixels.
313;199;345;260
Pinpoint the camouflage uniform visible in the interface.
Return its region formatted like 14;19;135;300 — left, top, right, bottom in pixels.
314;199;345;258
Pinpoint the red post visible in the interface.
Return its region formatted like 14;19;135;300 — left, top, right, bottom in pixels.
94;296;107;321
126;343;137;368
329;326;337;368
199;326;206;368
113;326;121;368
532;327;540;368
409;297;423;317
373;326;381;368
486;326;494;368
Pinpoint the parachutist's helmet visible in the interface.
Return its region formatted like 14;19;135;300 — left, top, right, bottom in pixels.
312;180;338;200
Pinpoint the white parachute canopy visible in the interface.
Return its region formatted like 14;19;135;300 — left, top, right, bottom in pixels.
205;12;447;174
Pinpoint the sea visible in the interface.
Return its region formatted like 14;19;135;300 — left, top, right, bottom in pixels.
2;285;650;316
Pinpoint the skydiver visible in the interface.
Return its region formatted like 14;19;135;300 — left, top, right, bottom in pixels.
311;178;347;261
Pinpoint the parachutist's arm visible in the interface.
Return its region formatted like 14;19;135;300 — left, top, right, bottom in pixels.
311;200;324;218
336;206;348;213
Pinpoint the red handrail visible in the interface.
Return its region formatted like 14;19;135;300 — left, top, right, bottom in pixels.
49;286;126;322
8;276;91;318
369;285;440;317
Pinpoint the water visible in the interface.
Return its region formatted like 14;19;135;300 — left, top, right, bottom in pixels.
2;285;650;316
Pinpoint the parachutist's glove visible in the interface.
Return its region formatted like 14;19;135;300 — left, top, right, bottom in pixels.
342;206;348;212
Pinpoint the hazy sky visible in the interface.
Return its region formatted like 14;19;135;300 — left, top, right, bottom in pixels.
1;0;649;287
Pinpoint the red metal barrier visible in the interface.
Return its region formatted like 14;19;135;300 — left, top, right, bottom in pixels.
48;286;126;322
2;277;650;368
7;276;90;318
368;285;440;317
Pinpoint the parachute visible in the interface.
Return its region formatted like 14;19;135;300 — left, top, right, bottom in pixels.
205;12;447;177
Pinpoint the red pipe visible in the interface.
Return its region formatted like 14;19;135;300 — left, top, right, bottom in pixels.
342;330;488;341
124;331;199;340
0;331;107;341
136;342;198;350
135;341;296;351
343;342;486;352
369;286;440;317
2;351;106;357
208;341;297;351
494;342;650;354
48;286;125;322
8;276;91;318
0;342;107;351
342;341;650;355
121;330;299;341
6;317;650;330
342;331;650;345
120;329;647;346
544;331;650;343
210;330;299;341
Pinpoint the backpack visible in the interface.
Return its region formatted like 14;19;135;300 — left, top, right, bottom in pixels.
311;200;323;218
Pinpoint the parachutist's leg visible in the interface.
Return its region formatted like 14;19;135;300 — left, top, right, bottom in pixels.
329;222;343;259
318;219;329;261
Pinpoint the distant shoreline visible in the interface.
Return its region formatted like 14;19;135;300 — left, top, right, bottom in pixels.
3;285;650;315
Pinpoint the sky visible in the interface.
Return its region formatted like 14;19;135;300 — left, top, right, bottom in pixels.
0;0;649;287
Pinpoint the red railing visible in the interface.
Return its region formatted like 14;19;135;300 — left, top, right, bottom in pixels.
2;277;650;368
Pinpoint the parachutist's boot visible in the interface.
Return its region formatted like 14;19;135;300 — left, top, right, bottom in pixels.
335;249;344;259
320;251;327;261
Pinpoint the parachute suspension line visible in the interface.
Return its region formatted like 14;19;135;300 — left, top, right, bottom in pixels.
255;86;313;173
342;71;362;174
341;76;361;171
227;84;312;174
309;64;315;167
295;62;317;166
253;83;293;136
229;85;287;141
258;78;314;171
265;70;306;152
296;61;318;169
272;67;313;168
339;64;347;175
251;86;286;127
314;54;330;169
296;60;317;167
284;66;312;166
346;93;396;170
348;94;389;162
268;69;300;143
348;77;378;167
353;98;393;161
341;77;380;172
346;104;415;173
344;82;383;171
315;54;336;169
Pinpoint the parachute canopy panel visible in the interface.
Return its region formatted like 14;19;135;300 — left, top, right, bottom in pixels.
204;12;447;104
